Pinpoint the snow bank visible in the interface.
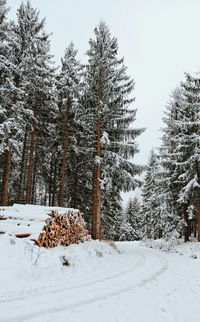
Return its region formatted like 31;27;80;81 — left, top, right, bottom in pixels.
0;233;119;295
0;204;120;296
0;204;78;221
0;204;79;239
140;237;200;258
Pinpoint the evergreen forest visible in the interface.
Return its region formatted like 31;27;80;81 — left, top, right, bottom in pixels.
1;0;200;242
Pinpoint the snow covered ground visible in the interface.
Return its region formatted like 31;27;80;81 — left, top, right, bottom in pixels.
1;205;200;322
0;204;78;239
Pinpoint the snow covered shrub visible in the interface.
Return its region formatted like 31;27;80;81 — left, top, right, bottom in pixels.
119;222;134;241
190;254;198;259
60;256;70;266
163;229;180;242
141;231;181;252
95;250;103;257
106;240;120;253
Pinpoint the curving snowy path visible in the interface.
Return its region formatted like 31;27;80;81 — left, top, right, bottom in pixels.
0;244;168;322
1;242;200;322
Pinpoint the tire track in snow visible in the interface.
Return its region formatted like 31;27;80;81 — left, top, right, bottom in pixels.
0;246;168;322
0;249;144;303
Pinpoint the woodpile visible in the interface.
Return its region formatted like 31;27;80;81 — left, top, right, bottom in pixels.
35;210;90;248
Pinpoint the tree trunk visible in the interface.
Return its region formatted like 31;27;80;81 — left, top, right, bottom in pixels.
183;204;189;242
26;123;36;204
31;155;37;204
91;121;101;240
0;150;12;206
72;166;78;209
197;200;200;242
59;125;68;207
44;185;48;206
194;221;197;238
91;67;104;240
48;155;53;206
59;99;70;207
52;156;57;206
18;128;28;203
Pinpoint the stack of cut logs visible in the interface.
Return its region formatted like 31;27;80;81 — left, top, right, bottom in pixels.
35;210;90;248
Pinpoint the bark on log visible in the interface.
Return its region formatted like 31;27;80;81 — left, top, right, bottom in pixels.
15;234;31;238
36;210;89;248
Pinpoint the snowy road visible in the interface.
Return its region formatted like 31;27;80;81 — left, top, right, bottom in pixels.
1;242;200;322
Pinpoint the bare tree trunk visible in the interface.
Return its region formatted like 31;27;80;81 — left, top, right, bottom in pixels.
26;123;36;204
194;220;197;238
197;200;200;242
183;204;189;242
91;121;101;240
48;155;53;206
18;128;28;203
72;167;78;209
59;125;68;207
91;67;104;240
31;155;37;204
59;98;70;207
44;185;48;206
52;157;57;206
188;220;191;238
0;150;12;206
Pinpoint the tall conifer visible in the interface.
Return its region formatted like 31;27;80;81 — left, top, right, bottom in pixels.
84;22;144;239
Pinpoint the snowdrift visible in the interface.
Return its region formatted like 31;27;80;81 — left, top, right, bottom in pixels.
0;204;81;239
0;232;119;295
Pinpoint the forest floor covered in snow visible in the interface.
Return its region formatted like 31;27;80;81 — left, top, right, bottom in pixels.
0;205;200;322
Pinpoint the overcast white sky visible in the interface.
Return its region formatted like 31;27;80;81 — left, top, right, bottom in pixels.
7;0;200;165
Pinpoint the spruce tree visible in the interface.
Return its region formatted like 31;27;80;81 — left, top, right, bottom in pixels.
160;88;186;239
142;150;162;239
176;74;200;240
11;1;57;204
0;0;10;204
119;197;143;241
128;197;143;239
56;42;83;207
84;22;144;239
179;74;200;241
0;0;26;205
160;76;200;241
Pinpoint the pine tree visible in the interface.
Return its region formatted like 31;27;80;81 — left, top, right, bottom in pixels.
128;197;143;239
84;22;144;239
160;76;200;241
160;88;186;239
176;74;200;240
179;74;200;241
119;197;143;241
11;1;57;204
66;123;93;213
0;0;26;205
56;42;83;207
0;0;10;205
142;150;163;239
